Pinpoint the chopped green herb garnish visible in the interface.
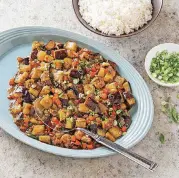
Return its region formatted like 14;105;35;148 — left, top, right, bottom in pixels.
79;61;86;67
161;99;179;123
59;92;64;97
118;122;122;128
116;110;122;115
73;78;79;84
159;133;165;144
95;89;100;95
150;50;179;84
109;108;113;112
90;111;95;116
122;132;127;136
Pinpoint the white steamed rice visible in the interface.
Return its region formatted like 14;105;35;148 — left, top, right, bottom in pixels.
79;0;153;36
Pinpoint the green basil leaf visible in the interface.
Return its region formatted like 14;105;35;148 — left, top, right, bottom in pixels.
159;134;165;144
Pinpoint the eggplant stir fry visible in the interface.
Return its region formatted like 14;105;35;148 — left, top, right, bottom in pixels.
8;40;136;149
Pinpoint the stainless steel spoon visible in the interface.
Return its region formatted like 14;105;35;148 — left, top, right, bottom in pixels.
34;99;158;172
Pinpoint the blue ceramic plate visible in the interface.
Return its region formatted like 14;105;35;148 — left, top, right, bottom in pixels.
0;27;154;158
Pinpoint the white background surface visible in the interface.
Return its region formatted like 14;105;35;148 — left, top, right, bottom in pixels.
0;0;179;177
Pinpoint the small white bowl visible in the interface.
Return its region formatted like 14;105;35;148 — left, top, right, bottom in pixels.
145;43;179;87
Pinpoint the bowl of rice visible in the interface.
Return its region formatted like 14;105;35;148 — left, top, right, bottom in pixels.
72;0;163;38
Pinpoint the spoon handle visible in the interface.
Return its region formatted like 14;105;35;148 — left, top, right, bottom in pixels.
97;136;158;172
77;128;158;171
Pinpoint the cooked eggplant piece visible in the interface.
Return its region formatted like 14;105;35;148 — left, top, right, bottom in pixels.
78;103;89;113
19;64;31;72
123;92;135;106
104;73;113;82
98;103;108;115
34;98;45;115
22;88;33;103
102;119;112;130
30;118;39;124
124;116;132;128
31;49;38;60
37;51;46;61
60;134;71;146
56;43;64;49
40;95;53;109
106;82;117;93
108;61;117;69
75;84;84;94
70;69;81;78
39;135;51;144
98;67;105;77
58;109;67;121
53;60;63;70
106;66;116;77
60;98;69;107
89;124;97;133
105;132;116;142
25;79;34;89
123;82;131;92
92;77;105;89
114;76;125;85
108;126;122;138
120;103;127;110
23;57;29;65
52;49;67;59
84;84;95;95
40;86;51;96
85;96;100;112
32;125;45;135
76;118;86;128
70;86;79;96
67;89;77;99
44;55;54;63
10;104;22;115
45;40;55;50
40;71;51;83
29;87;39;97
81;135;92;143
97;129;106;137
64;58;72;69
31;68;42;79
104;66;116;82
108;92;123;105
74;130;85;140
65;117;74;129
23;103;32;115
15;72;29;84
64;41;78;52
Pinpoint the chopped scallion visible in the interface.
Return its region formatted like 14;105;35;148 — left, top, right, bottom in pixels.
150;50;179;84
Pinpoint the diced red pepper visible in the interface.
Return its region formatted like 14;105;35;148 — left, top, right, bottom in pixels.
121;126;127;132
103;88;109;94
9;78;15;86
90;71;96;78
113;105;118;111
87;144;94;149
72;60;79;68
91;67;97;72
51;117;59;125
71;135;76;142
82;143;87;149
74;140;81;146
